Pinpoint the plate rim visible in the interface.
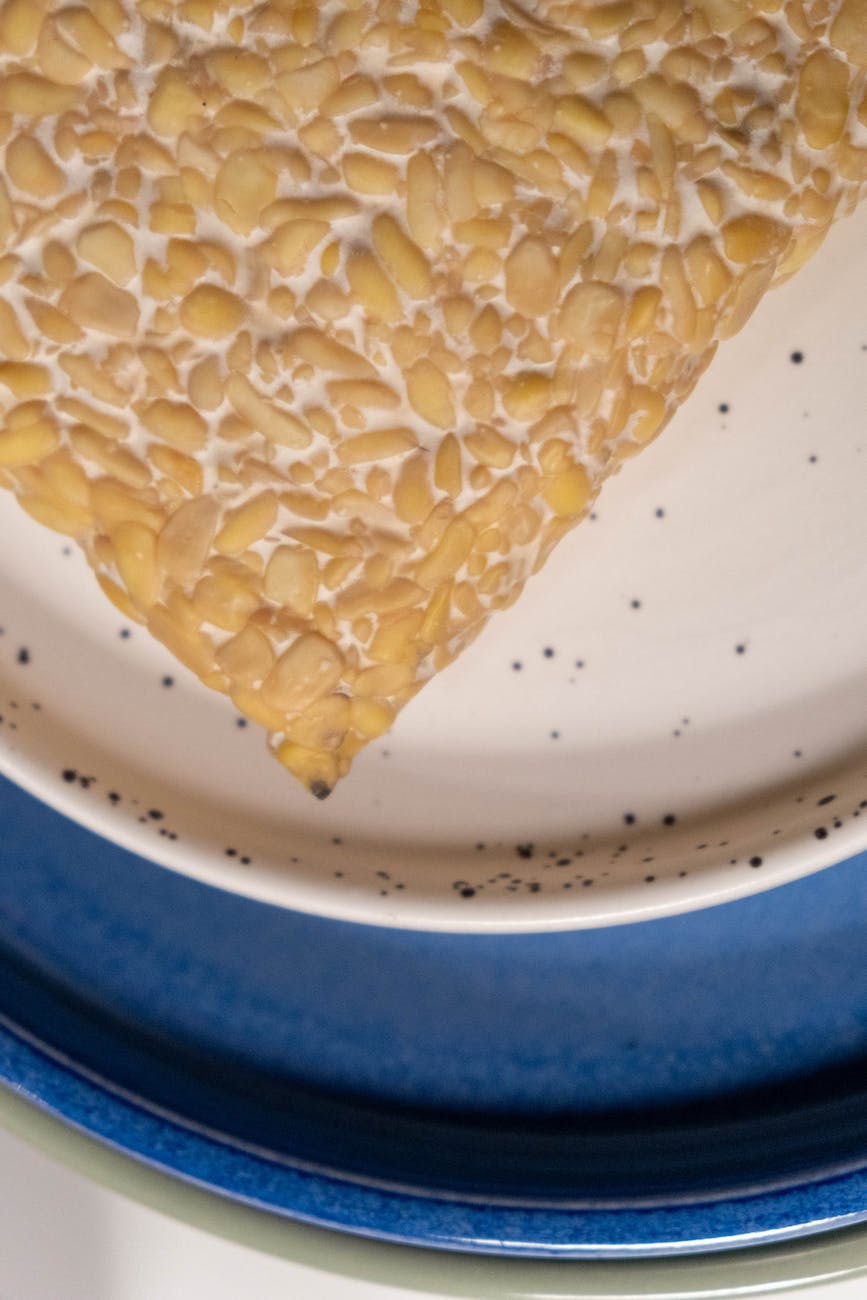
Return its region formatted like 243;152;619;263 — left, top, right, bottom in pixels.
5;1008;867;1264
3;733;867;934
5;773;867;1267
4;1088;867;1300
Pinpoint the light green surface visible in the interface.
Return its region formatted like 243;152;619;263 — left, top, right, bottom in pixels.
2;1086;867;1299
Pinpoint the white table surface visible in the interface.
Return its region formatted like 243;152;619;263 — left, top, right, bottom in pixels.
3;1125;867;1300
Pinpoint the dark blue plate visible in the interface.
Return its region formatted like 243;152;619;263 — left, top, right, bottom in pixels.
3;772;867;1257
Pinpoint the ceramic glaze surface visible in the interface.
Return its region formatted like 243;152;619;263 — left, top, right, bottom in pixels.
4;777;867;1254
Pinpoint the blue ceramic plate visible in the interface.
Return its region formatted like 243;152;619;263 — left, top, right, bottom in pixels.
4;773;867;1258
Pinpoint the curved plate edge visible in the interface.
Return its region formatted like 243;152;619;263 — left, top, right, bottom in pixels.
4;1017;867;1278
2;739;864;934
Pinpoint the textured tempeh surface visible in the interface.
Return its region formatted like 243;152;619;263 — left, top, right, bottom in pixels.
0;0;865;794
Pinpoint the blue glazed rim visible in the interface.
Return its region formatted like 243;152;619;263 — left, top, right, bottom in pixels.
5;1020;867;1258
6;1087;867;1300
5;769;867;1258
5;975;867;1258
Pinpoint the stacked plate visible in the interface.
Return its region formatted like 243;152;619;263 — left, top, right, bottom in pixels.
1;206;866;1294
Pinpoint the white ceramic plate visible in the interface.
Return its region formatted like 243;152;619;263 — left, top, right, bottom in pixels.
1;208;865;932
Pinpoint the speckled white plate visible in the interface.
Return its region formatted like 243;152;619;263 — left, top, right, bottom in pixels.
1;207;865;932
